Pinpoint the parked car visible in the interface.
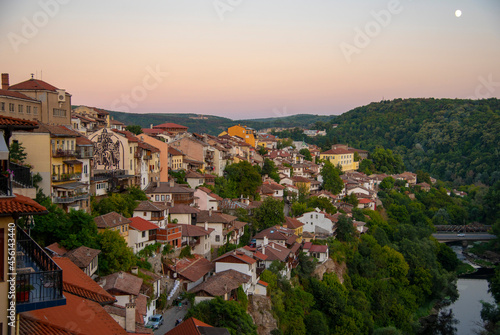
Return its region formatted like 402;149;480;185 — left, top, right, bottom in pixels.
146;315;164;329
457;233;465;237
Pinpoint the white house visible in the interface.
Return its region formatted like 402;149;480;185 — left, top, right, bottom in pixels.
133;201;168;228
297;209;336;235
302;242;329;263
194;187;222;211
128;217;158;253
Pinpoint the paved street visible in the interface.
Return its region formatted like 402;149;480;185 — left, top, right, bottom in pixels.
432;233;496;242
154;300;190;335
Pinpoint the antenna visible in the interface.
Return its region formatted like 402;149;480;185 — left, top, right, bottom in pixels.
31;73;34;79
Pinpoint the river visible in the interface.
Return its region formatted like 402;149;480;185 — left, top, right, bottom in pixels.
444;245;496;335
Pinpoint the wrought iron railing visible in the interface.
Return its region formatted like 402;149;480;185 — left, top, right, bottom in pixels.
10;162;33;188
52;193;89;204
16;227;64;312
0;174;11;196
52;149;75;157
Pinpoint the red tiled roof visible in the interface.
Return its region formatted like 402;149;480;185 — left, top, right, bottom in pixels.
21;292;127;334
0;193;47;216
45;242;69;256
165;317;215;335
0;115;38;127
129;217;159;231
190;269;251;297
214;250;257;265
19;314;77;335
103;271;143;296
284;217;304;230
178;224;213;237
168;147;184;156
258;280;268;287
154;122;188;129
53;257;115;304
64;246;101;268
76;135;93;145
321;148;351;155
167;254;214;282
0;89;38;101
94;212;131;229
142;128;164;135
9;78;59;92
112;129;139;142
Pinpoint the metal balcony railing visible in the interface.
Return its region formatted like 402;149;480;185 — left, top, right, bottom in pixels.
16;227;65;313
52;193;89;204
10;162;33;188
52;149;76;157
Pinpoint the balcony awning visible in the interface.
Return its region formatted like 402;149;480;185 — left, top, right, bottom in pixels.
0;131;9;160
63;160;83;165
52;181;87;190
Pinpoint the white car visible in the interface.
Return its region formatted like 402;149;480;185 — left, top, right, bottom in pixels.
457;233;465;237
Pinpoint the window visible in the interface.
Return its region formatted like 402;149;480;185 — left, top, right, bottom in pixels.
155;195;159;201
26;106;31;114
215;235;220;242
33;107;38;115
161;195;165;201
144;212;147;216
18;105;23;114
53;108;66;117
0;102;5;111
142;231;146;238
9;103;14;112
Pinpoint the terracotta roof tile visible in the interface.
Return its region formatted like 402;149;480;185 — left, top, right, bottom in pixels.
284;217;304;230
0;89;38;101
190;269;251;297
64;246;101;268
19;314;78;335
9;78;59;91
94;212;131;229
165;317;219;335
53;257;115;304
45;242;69;256
166;254;214;282
154;122;188;129
103;271;143;296
129;217;159;231
0;114;38;127
21;292;127;334
0;193;47;216
178;224;213;237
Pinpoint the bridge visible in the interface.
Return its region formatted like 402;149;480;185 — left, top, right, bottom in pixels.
432;232;496;243
434;224;491;233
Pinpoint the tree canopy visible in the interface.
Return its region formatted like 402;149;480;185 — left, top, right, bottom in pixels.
321;161;343;195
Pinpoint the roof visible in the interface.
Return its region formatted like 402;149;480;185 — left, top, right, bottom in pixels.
320;148;352;155
166;254;214;282
75;135;93;145
94;212;131;229
21;292;127;334
0;115;38;130
34;123;78;137
9;78;59;91
284;217;304;230
102;271;143;296
303;243;328;253
258;242;290;262
168;204;200;214
64;246;101;268
178;224;214;237
134;200;167;212
185;170;205;178
45;242;69;256
112;129;139;142
214;250;257;265
0;88;39;101
129;217;159;231
165;317;231;335
168;147;185;156
19;314;77;335
196;187;223;201
52;257;115;305
0;193;47;217
190;269;251;297
258;280;269;287
154;122;188;129
253;227;289;241
145;182;195;195
197;211;236;224
142;128;164;135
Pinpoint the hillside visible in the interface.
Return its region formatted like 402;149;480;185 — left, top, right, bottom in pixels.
106;110;334;135
303;98;500;186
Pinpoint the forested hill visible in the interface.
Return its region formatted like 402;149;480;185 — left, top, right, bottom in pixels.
325;98;500;186
106;110;333;136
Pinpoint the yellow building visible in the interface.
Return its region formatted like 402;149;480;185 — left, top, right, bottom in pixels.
320;145;359;172
138;133;169;182
72;105;110;128
0;88;42;122
94;212;131;244
284;217;304;243
226;124;257;148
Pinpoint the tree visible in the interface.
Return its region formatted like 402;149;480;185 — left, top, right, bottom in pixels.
359;159;375;175
225;161;262;199
336;215;357;242
299;148;313;161
304;310;329;335
291;202;312;217
10;141;27;164
379;177;395;191
258;146;267;156
97;229;135;275
416;170;431;184
254;197;285;231
307;196;336;214
125;125;143;135
60;210;99;250
371;147;405;174
321;161;343;195
262;158;280;182
185;297;257;335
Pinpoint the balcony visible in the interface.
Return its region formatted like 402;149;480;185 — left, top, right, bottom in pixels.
52;149;75;158
52;173;81;182
52;193;89;204
75;149;93;159
16;227;66;313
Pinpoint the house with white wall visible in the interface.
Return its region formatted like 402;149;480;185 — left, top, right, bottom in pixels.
296;209;336;236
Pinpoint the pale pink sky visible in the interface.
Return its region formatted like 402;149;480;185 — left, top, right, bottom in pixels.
2;0;499;119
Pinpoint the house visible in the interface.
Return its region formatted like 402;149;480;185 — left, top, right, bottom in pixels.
358;198;376;210
73;106;110;128
353;220;368;234
185;170;207;189
296;209;336;236
0;84;42;123
153;122;188;135
7;73;72;125
320;145;359;172
194;187;222;211
258;180;285;199
283;217;304;243
253;227;291;247
213;250;258;291
196;210;243;247
190;269;252;304
138;133;170;183
302;242;329;263
291;176;312;193
249;242;300;279
133;200;168;228
145;180;195;206
168;146;185;171
163;254;214;291
165;317;230;335
64;245;101;278
168;204;200;225
178;223;214;259
94;212;131;243
226;124;257;148
415;182;431;192
128;217;159;253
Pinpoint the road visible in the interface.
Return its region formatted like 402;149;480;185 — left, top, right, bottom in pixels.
432;233;496;241
154;300;190;335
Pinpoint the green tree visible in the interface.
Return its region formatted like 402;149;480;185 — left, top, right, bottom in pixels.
336;215;357;242
379;177;395;191
304;310;329;335
416;170;431;184
258;146;267;156
371;147;405;174
254;197;285;231
9;141;27;163
299;148;313;161
97;229;135;275
307;196;337;214
321;161;343;195
60;210;99;250
186;297;257;335
125;125;143;135
262;158;280;182
225;161;262;199
359;159;375;175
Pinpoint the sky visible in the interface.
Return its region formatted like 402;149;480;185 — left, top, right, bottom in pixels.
1;0;500;119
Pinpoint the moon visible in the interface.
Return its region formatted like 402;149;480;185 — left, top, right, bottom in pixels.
455;9;462;17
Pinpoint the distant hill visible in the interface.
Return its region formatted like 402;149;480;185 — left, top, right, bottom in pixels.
106;110;334;135
283;98;500;186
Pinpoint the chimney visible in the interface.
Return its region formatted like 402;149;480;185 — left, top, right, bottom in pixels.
125;303;136;333
131;266;138;275
204;222;208;230
118;271;123;279
1;73;9;90
208;208;212;217
150;124;153;129
263;236;268;246
262;245;265;255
